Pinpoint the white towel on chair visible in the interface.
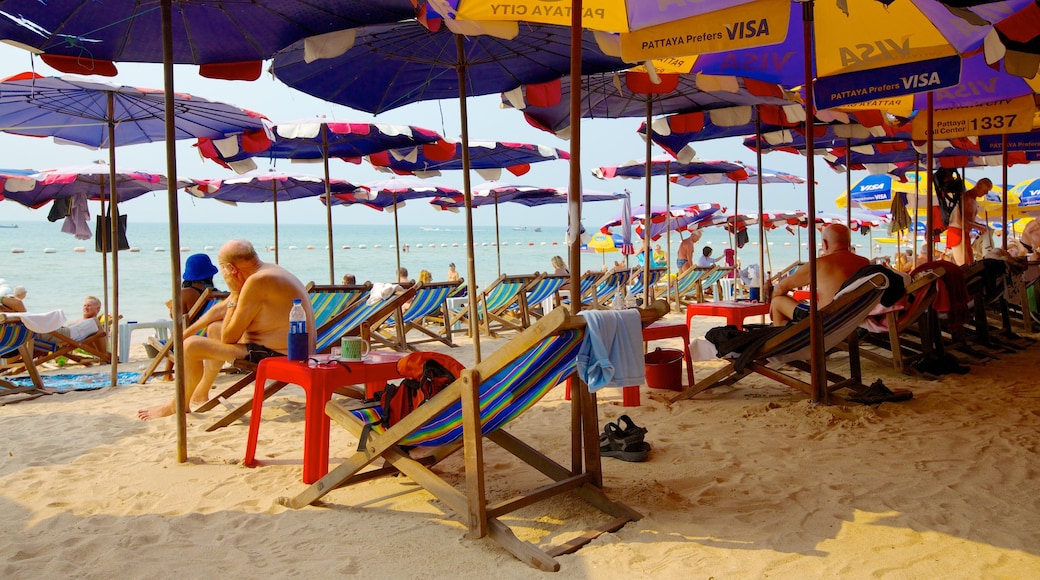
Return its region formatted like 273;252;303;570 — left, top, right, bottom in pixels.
9;310;67;333
368;283;402;305
577;309;645;392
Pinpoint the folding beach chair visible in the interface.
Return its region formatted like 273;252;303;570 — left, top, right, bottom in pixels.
139;288;231;383
203;285;417;431
694;267;733;303
669;272;890;403
282;300;668;571
1;314;111;376
855;268;945;373
517;273;569;326
0;316;48;404
628;267;666;304
582;268;631;309
449;274;537;338
364;280;459;351
668;266;711;306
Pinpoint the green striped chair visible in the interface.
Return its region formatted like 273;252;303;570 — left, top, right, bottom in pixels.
669;267;711;305
203;285;417;431
285;300;668;572
695;267;733;303
669;273;889;403
628;267;666;303
365;280;460;350
0;317;47;402
449;274;537;338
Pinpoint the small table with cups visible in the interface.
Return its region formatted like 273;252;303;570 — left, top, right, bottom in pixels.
243;350;407;484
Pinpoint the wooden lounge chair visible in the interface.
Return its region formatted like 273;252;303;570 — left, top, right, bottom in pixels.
449;274;537;338
203;285;417;431
668;266;712;306
516;273;569;326
0;316;48;404
282;300;668;571
628;267;666;304
669;273;890;403
694;266;733;303
364;280;460;350
139;288;231;383
855;268;945;373
1;314;110;376
582;268;631;309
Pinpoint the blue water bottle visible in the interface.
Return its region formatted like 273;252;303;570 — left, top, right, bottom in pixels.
287;298;308;361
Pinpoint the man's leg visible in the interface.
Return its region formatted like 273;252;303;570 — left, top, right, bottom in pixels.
770;295;798;327
138;335;245;420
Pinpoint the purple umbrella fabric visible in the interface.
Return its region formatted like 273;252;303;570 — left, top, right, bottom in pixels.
2;163;171;208
185;170;359;204
368;140;569;179
196;120;449;174
672;164;805;188
593;157;749;180
330;178;461;210
270;19;630;114
602;203;722;241
0;0;416;78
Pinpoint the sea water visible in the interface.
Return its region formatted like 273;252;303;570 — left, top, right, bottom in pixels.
1;220;883;322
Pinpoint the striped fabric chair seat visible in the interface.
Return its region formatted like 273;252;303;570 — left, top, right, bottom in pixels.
583;269;631;309
628;267;666;302
369;281;459;350
0;318;46;398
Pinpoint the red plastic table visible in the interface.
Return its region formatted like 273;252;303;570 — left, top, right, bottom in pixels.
243;352;407;483
685;301;771;330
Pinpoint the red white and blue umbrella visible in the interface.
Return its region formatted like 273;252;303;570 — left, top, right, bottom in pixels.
602;202;722;242
369;140;569;179
3;163;172;209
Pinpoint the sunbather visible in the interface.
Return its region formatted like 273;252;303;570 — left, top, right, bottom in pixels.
770;224;870;326
138;239;314;421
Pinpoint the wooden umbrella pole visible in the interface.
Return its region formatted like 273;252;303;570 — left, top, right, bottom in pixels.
272;182;280;264
666;162;675;311
926;93;935;262
161;0;188;462
732;180;739;269
1002;134;1009;251
845;137;852;225
495;192;502;276
755;109;766;297
322;124;335;283
96;178;109;349
393;191;402;278
107;92;120;387
456;34;481;362
642;98;652;301
801;0;826;403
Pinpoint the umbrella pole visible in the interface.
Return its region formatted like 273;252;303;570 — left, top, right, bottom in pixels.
666;163;675;311
845;137;852;225
162;0;188;462
96;179;110;350
456;35;481;362
642;99;652;301
393;192;402;278
565;16;583;319
756;109;766;300
1002;134;1009;252
913;154;921;259
107;93;120;387
926;93;935;262
732;181;739;268
323;124;335;284
494;192;502;276
272;182;280;264
801;0;826;403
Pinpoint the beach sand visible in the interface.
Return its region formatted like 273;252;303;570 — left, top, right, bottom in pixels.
2;309;1039;578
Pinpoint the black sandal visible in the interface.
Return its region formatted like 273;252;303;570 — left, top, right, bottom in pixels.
600;422;651;462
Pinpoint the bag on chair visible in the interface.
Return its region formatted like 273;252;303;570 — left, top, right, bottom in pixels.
371;352;465;429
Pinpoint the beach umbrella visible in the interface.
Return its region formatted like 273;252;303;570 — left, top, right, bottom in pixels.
0;72;267;388
271;18;630;362
586;232;622;268
2;163;173;209
601;203;723;242
186;170;364;264
839;173;1006;216
1006;177;1040;216
330;178;462;279
196;119;450;284
368;140;569;180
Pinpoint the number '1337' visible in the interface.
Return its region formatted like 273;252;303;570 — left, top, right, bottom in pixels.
970;115;1017;131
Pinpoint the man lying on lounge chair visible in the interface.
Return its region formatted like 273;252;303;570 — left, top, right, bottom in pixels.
37;295;106;351
769;224;870;326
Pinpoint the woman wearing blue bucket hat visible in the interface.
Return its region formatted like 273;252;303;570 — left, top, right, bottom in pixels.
178;254;220;316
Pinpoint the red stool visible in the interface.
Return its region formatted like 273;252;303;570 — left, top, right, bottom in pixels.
564;320;695;406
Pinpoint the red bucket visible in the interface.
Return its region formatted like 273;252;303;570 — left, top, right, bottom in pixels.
644;347;683;391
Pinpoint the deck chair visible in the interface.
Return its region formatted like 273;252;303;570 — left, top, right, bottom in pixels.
0;316;48;404
364;280;459;351
856;268;945;373
669;272;889;403
203;285;417;431
582;268;631;309
668;267;712;305
2;314;111;375
628;267;666;304
517;273;569;326
139;288;231;383
282;300;668;571
449;274;537;338
695;267;733;303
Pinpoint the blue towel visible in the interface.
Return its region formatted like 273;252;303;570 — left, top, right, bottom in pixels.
577;309;645;392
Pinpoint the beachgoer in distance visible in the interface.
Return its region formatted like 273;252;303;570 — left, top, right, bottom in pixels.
947;178;992;266
418;269;432;284
0;281;25;312
769;224;870;327
138;239;315;421
551;255;569;275
446;263;460;282
1019;219;1040;255
652;244;666;267
696;246;722;268
397;267;413;287
677;229;702;273
342;273;356;285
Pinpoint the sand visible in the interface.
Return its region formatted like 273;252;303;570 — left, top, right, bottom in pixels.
2;309;1039;579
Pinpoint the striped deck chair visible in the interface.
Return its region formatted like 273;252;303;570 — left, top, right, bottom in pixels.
582;268;631;309
284;300;669;571
517;273;569;326
140;288;230;383
668;267;711;305
855;268;944;374
364;280;459;351
0;316;47;404
449;274;536;338
1;312;112;376
628;267;666;304
204;285;417;431
695;267;733;303
670;273;890;403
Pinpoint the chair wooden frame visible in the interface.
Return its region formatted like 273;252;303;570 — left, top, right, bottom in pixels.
582;268;631;309
282;300;668;571
364;280;460;351
517;273;570;327
856;269;944;373
668;273;889;403
0;317;48;404
139;288;231;383
449;274;538;338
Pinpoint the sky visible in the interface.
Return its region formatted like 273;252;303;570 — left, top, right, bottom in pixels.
0;41;1035;230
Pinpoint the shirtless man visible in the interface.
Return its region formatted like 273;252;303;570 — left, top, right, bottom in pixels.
138;239;315;420
676;229;702;273
769;224;870;326
947;178;992;265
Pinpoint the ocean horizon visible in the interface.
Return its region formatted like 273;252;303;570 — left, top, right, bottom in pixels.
1;220;885;323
